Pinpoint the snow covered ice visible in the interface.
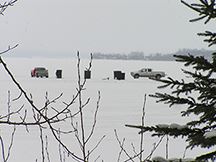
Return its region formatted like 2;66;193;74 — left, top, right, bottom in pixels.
0;57;214;161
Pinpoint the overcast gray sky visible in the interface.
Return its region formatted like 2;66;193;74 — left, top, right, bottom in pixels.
0;0;215;57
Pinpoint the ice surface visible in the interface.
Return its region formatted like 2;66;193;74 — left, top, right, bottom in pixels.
0;57;213;161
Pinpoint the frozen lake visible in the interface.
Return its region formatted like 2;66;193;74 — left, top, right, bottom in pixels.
0;57;213;161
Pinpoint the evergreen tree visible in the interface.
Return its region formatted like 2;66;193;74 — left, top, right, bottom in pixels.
127;1;216;161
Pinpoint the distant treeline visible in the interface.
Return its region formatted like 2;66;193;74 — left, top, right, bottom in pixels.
93;49;214;61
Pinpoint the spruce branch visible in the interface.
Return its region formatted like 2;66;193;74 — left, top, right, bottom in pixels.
198;31;216;46
181;0;216;24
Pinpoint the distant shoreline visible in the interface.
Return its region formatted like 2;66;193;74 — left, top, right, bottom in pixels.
2;48;213;61
93;48;213;61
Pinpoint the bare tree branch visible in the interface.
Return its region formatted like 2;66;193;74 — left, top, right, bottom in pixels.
144;135;165;161
0;0;17;15
0;44;18;55
0;126;16;162
85;91;101;144
114;129;135;162
45;136;51;162
0;56;83;161
140;94;147;161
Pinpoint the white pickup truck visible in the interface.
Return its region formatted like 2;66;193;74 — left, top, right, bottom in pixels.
130;68;165;79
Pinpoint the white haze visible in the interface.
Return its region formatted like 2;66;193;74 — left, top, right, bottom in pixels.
0;0;215;57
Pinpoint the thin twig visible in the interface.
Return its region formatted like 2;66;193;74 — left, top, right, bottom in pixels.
39;126;45;162
0;136;6;162
0;44;18;55
85;91;101;144
0;0;18;15
77;51;86;160
5;126;16;162
166;135;169;159
140;94;147;161
0;126;16;162
117;137;125;162
114;129;135;162
87;135;106;158
144;135;165;161
45;136;51;162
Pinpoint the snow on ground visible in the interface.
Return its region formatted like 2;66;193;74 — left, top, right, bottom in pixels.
0;57;214;161
204;130;216;139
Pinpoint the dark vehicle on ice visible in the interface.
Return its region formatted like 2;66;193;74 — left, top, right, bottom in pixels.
31;67;49;78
